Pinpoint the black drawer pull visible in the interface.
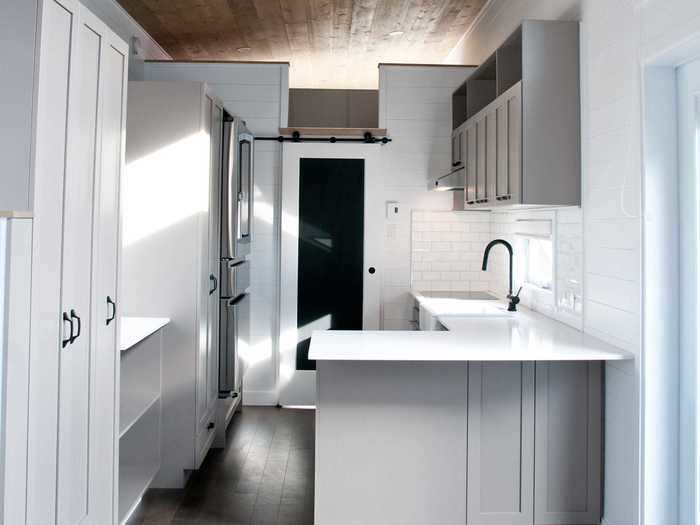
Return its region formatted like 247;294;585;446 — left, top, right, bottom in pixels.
207;422;215;430
70;309;81;343
62;312;73;348
106;296;116;325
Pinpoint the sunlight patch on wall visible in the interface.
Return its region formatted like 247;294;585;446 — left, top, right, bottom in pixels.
122;132;208;247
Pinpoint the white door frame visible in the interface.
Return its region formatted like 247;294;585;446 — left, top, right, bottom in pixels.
278;143;383;406
641;31;700;525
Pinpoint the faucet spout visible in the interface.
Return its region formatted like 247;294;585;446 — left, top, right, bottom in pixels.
481;239;520;311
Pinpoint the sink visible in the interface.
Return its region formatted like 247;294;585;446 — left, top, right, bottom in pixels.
438;302;515;318
417;290;497;301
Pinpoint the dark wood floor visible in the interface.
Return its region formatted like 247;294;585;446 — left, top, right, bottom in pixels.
127;407;315;525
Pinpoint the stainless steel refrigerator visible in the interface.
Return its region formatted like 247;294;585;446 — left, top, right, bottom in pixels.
218;112;253;399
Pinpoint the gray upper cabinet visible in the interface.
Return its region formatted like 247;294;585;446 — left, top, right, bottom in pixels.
467;362;535;525
455;20;580;209
452;123;467;170
534;362;602;525
465;121;477;205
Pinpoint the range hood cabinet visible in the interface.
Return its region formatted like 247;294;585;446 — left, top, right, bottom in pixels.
429;167;465;191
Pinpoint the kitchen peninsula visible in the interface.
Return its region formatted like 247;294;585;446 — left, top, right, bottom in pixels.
310;305;632;525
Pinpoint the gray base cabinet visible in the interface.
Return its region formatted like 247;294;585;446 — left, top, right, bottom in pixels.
534;362;602;525
467;363;535;525
467;362;602;525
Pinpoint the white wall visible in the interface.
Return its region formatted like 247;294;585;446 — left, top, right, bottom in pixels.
445;1;700;524
0;0;38;213
378;65;475;329
143;62;288;406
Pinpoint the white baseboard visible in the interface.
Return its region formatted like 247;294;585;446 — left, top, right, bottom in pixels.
243;389;278;406
601;518;615;525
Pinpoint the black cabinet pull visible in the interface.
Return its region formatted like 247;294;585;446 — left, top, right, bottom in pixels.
207;422;215;430
106;296;116;326
209;274;218;295
62;312;73;348
70;309;81;343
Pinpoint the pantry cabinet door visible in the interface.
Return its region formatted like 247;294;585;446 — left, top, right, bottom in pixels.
56;8;104;524
467;362;535;525
89;25;128;525
26;0;78;522
207;102;223;418
197;95;216;453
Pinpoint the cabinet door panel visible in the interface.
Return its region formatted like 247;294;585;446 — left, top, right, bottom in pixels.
208;103;223;415
467;362;534;525
27;2;77;520
452;126;465;169
534;362;602;524
197;96;214;430
496;102;509;199
90;29;128;524
465;123;477;205
57;15;101;525
476;116;487;203
485;110;498;204
507;91;522;203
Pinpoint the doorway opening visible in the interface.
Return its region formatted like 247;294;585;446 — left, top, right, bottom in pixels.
295;158;365;371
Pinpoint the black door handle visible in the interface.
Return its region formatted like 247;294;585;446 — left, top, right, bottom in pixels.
209;274;218;295
62;312;74;348
106;296;116;326
70;309;81;343
368;267;376;275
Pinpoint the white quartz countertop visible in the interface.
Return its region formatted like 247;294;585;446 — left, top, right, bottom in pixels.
119;316;170;352
308;306;633;362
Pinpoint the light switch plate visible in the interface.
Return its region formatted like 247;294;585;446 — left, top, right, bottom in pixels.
386;201;400;223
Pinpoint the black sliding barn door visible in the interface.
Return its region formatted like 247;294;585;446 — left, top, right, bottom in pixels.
296;158;365;370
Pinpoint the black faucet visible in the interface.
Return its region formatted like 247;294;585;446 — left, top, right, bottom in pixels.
481;239;522;312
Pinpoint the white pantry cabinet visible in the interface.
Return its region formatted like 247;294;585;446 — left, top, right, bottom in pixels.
25;1;128;524
123;81;223;488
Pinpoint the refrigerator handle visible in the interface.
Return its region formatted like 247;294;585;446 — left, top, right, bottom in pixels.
228;293;247;307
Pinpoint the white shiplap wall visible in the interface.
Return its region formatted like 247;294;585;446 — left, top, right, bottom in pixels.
445;1;700;524
143;61;289;405
378;65;475;330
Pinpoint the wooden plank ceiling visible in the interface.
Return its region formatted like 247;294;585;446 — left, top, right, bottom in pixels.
117;0;487;88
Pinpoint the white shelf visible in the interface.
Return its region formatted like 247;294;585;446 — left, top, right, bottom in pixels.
118;463;160;524
118;318;163;523
120;326;162;436
118;398;161;524
119;393;160;439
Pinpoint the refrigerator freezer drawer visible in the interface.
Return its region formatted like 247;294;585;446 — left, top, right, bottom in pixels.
219;294;248;395
220;259;250;298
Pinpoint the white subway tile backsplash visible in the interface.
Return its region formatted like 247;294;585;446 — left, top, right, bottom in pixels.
410;210;489;291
